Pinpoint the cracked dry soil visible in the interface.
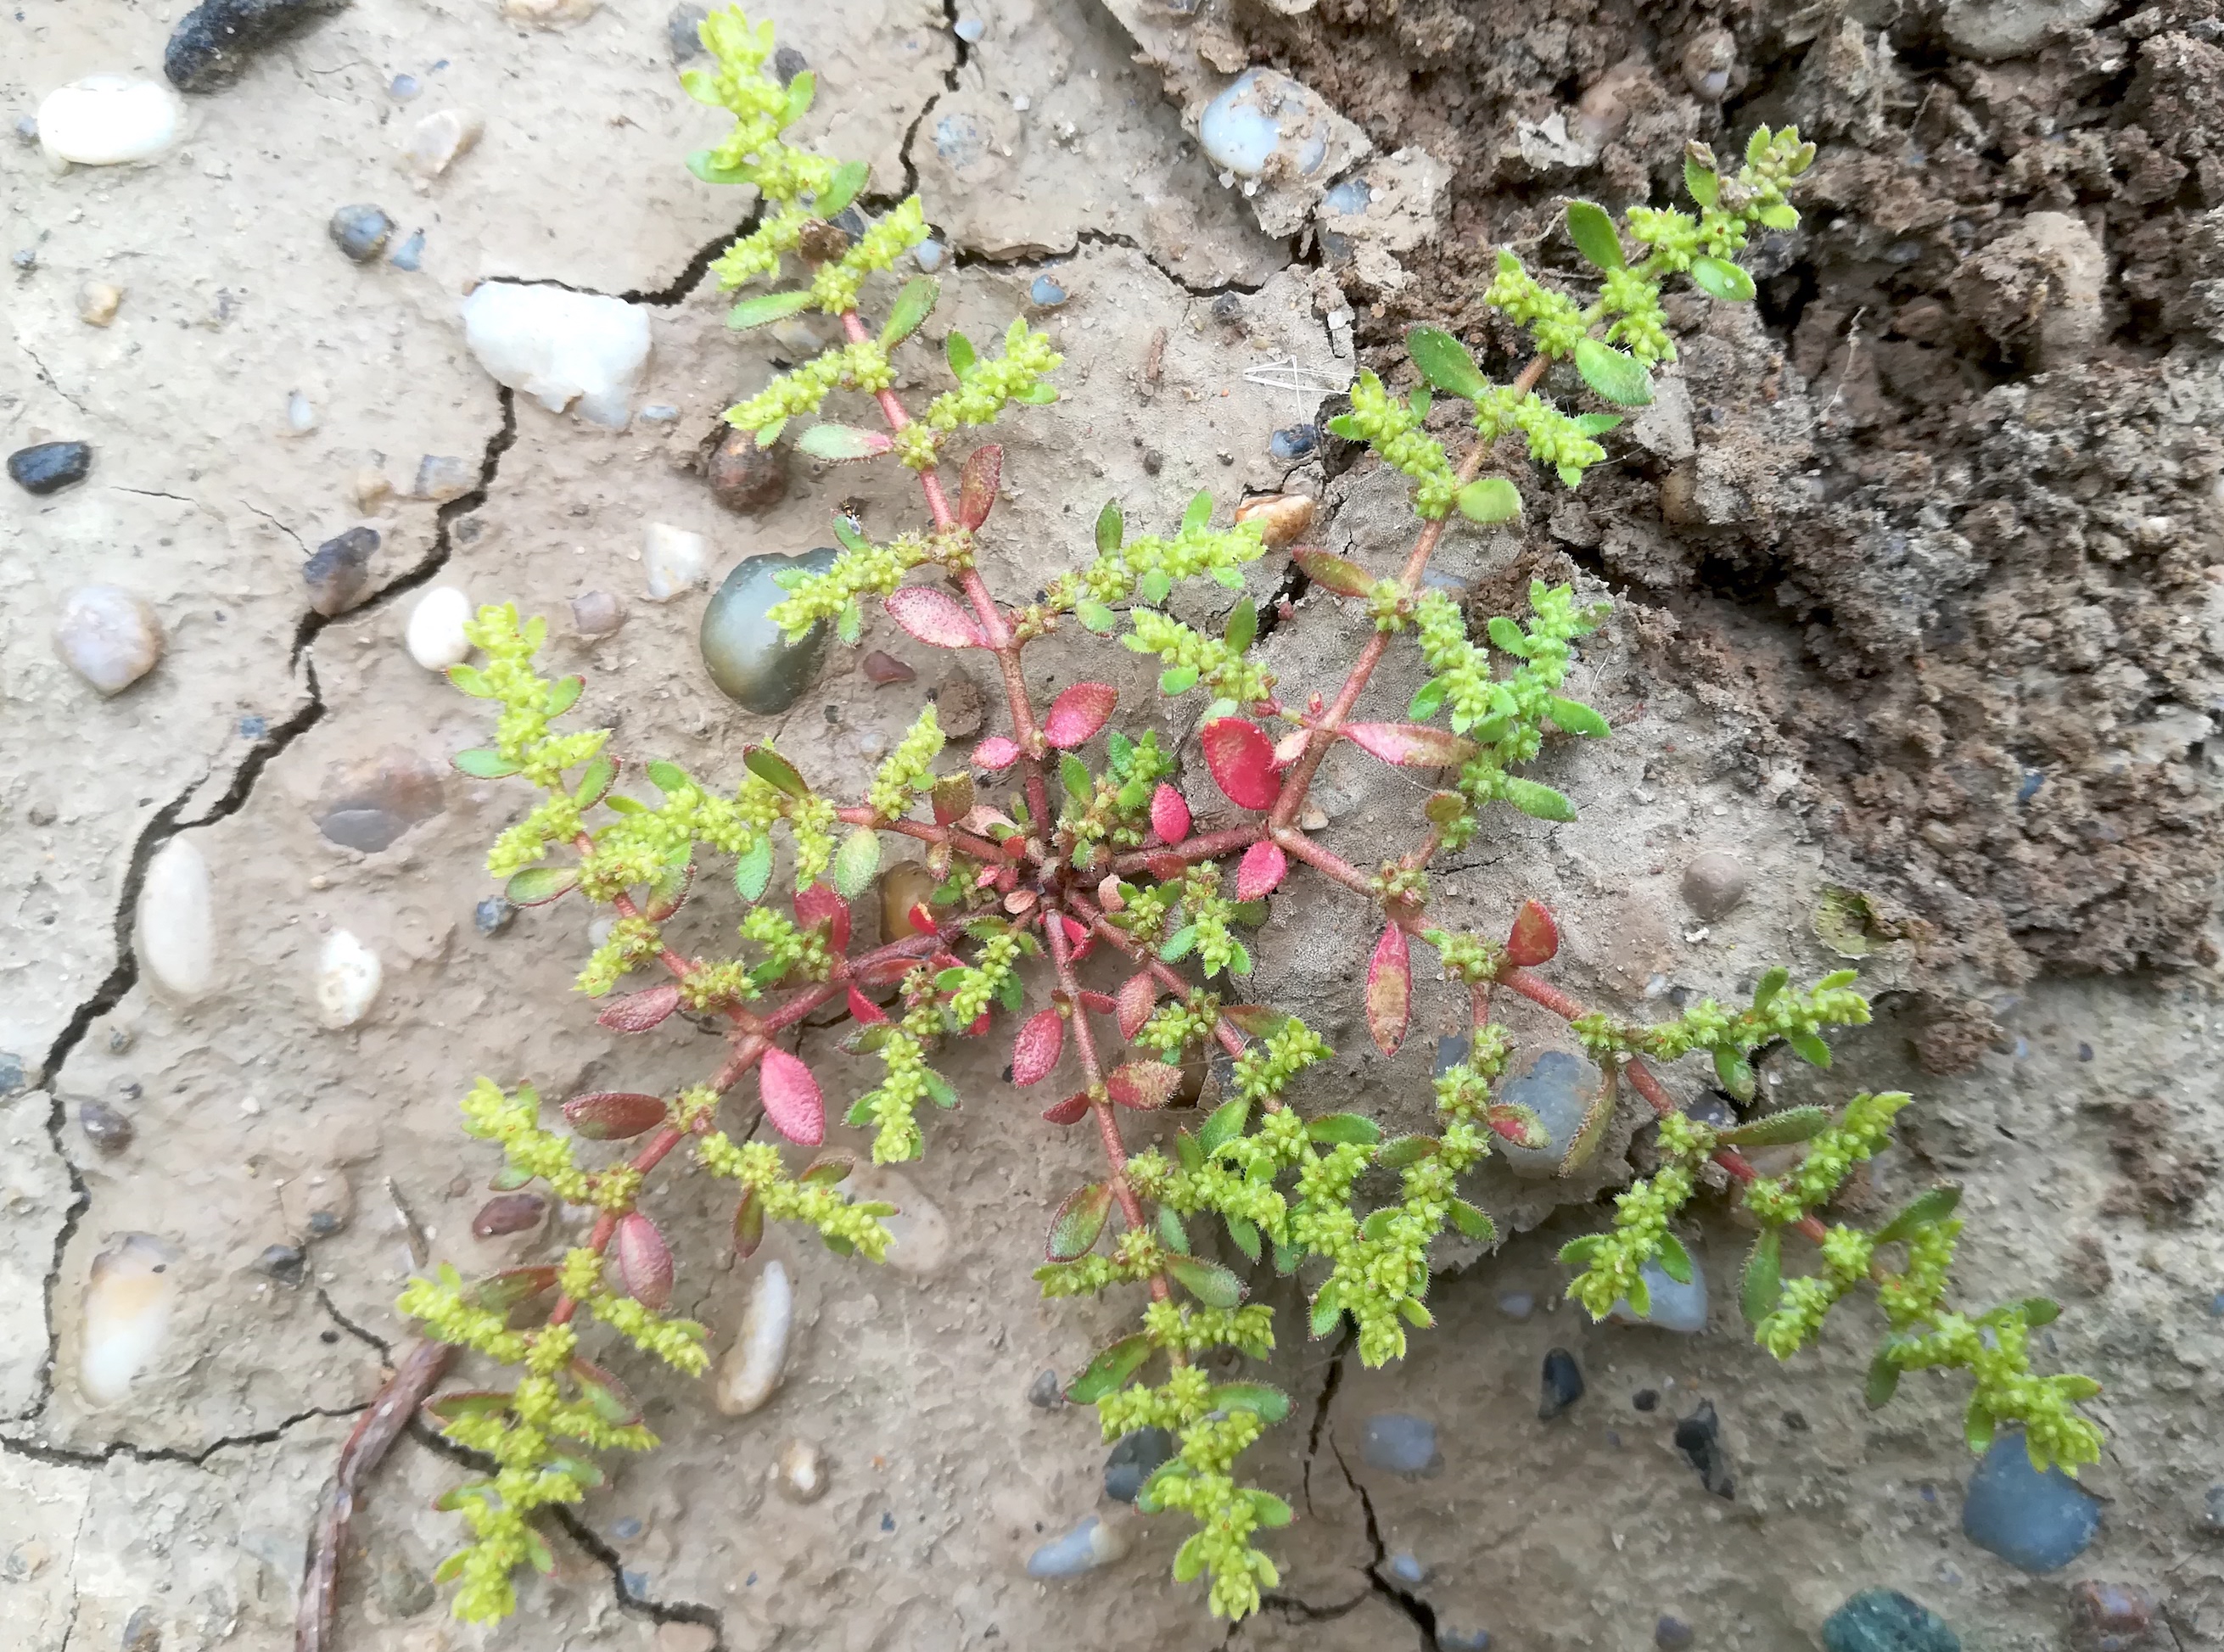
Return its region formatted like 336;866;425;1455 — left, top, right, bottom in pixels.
6;1;2224;1650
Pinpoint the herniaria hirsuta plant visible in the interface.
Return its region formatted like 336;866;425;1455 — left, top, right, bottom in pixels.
373;8;2105;1627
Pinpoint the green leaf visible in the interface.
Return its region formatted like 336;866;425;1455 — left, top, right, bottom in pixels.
1503;777;1576;822
1713;1048;1756;1103
1565;199;1624;269
1409;383;1431;421
432;1550;469;1584
1573;337;1655;407
2019;1296;2062;1327
452;748;520;779
816;157;869;217
1064;1333;1153;1403
1757;202;1799;231
1135;569;1173;608
1076;598;1118;635
1201;1098;1251;1156
574;753;616;806
1157;1206;1190;1255
1788;1030;1832;1067
1572;412;1624;436
1182;490;1213;534
832;828;881;899
1752;966;1790;1011
945;328;976;379
685;144;750;182
1486;616;1532;657
1864;1344;1902;1409
1657;1231;1695;1285
1224;596;1258;654
1557;1233;1605;1268
1741;1228;1782;1324
837;598;861;645
732;836;773;903
1308;1285;1342;1338
646;759;692;795
922;1069;957;1109
1173;1532;1207;1584
995;970;1023;1014
1013;382;1058;406
1405;325;1487;400
1224;1213;1262;1263
1046;1182;1113;1262
1547;696;1609;737
1054;752;1088;806
1249;1490;1294;1527
796;423;893;462
1158;664;1199;697
1684;154;1719;208
832;514;871;555
1272;1240;1301;1275
1406;679;1448;721
506;865;579;905
1690;255;1756;303
545;675;584;716
1456;477;1523;524
1875;1184;1962;1244
445;664;493;698
1376;1134;1438;1168
1325;413;1364;440
1212;1382;1291;1424
743;745;809;798
1095;498;1123;555
1746;125;1773;166
877;279;938;348
728;288;816;332
1448;1198;1495;1242
1963;1395;1995;1455
781;70;816;126
1720;1106;1830;1147
1307;1112;1381;1145
1168;1255;1244;1308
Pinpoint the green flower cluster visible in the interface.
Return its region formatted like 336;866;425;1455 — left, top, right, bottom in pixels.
763;531;938;641
1879;1281;2103;1474
1560;1109;1714;1319
866;708;944;821
1045;492;1267;613
1134;988;1222;1061
723;339;897;445
1742;1089;1909;1225
695;1131;900;1257
1467;381;1619;489
1326;371;1457;517
1157;864;1250;978
1624;126;1817;274
1060;729;1176;867
1122;608;1275;705
910;317;1065;458
1572;966;1871;1102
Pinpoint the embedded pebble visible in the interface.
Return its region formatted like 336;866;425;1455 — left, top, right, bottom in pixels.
1961;1431;2100;1572
10;440;93;495
315;749;445;853
351;468;394;512
571;589;627;639
328;204;395;263
1497;1049;1607;1177
1655;1616;1695;1649
286;390;316;434
954;14;985;42
81;1234;180;1404
1439;1630;1493;1652
389;72;421;100
642;524;710;602
472;1192;546;1237
2067;1582;2154;1652
369;1548;434;1619
1026;1368;1061;1408
1682;30;1734;101
1199;70;1287;176
165;0;347;92
640;403;679;423
667;3;708;61
138;837;216;1000
1233;491;1315;548
412;453;473;501
1029;274;1067;307
1672;1400;1734;1498
703;432;783;520
12;115;36;145
1432;1033;1468;1077
714;1260;793;1416
860;650;915;686
253;1243;305;1283
769;316;827;358
404;106;483;178
316;929;382;1029
773;1437;827;1504
772;46;807;83
1386;1551;1426;1586
1538;1347;1584;1420
461;281;651;425
281;1168;354;1239
53;585;162;697
1496;1290;1534;1321
474;896;515;936
1104;1426;1174;1504
1821;1588;1960;1652
302;526;378;617
1269;424;1316;464
36;76;182;167
388;229;425;272
79;282;124;325
1025;1515;1128;1580
405;585;473;670
914;238;946;272
122;1606;162;1652
1680;851;1749;920
79;1098;135;1155
1609;1257;1709;1333
700;547;838;714
1358;1412;1440;1476
2203;1483;2224;1533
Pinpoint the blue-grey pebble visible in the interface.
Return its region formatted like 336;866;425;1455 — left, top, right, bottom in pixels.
1609;1257;1708;1334
1820;1588;1960;1652
388;228;424;271
1496;1290;1534;1321
1029;274;1067;307
699;547;838;714
1439;1630;1493;1652
1103;1425;1173;1503
1358;1412;1439;1476
9;440;92;496
1655;1615;1694;1649
1432;1033;1468;1077
1269;423;1316;463
1496;1049;1601;1175
1960;1431;2099;1572
1025;1515;1124;1579
474;896;515;937
328;204;395;263
1538;1347;1584;1420
302;526;378;617
389;72;420;100
1384;1550;1426;1586
666;3;708;62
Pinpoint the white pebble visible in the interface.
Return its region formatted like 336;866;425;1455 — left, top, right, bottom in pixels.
405;585;473;670
642;524;709;601
460;281;651;426
317;929;383;1028
287;390;317;434
772;1437;827;1503
715;1259;793;1416
81;1234;180;1405
53;585;163;696
36;76;182;169
1025;1514;1129;1579
138;837;216;1002
404;106;484;179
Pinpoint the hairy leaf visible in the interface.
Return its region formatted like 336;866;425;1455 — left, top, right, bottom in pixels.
1502;776;1576;821
1116;971;1158;1039
1010;1008;1064;1087
1456;477;1523;524
758;1046;826;1146
614;1212;674;1309
1741;1228;1783;1324
1864;1342;1902;1409
1875;1184;1963;1244
957;443;1003;532
1213;1381;1291;1424
727;288;816;331
1308;1112;1381;1145
1366;922;1411;1056
506;865;579;906
1548;696;1610;737
1041;1090;1091;1126
1044;681;1118;749
1235;839;1287;901
832;828;881;899
1565;199;1625;269
795;423;894;462
1066;1334;1153;1403
453;748;520;779
1405;325;1488;400
562;1091;667;1141
1344;721;1477;768
742;744;809;798
1721;1106;1832;1147
1201;717;1279;810
1107;1061;1180;1111
1573;337;1655;406
1168;1255;1245;1309
1045;1182;1112;1261
1095;497;1123;556
972;735;1022;771
1149;782;1190;845
1690;255;1756;302
598;983;681;1033
1291;546;1374;597
886;585;984;649
879;276;940;349
1506;898;1559;966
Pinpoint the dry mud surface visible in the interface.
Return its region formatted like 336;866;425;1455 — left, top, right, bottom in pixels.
4;1;2224;1650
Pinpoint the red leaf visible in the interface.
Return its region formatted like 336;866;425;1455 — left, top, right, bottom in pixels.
958;444;1002;531
1201;717;1279;810
562;1091;668;1140
1235;840;1288;901
846;983;888;1023
886;585;985;649
973;736;1022;771
471;1193;547;1237
1041;1090;1091;1125
732;1188;764;1259
794;882;851;952
1291;546;1374;597
906;902;938;938
599;983;681;1033
1343;721;1478;768
1044;682;1118;749
1506;898;1560;966
1365;923;1411;1056
758;1046;826;1145
1061;914;1094;960
1487;1104;1549;1148
1150;783;1190;846
860;649;915;686
965;1011;990;1037
1116;971;1159;1039
613;1212;674;1309
1107;1061;1181;1111
1011;1008;1064;1086
1077;990;1117;1016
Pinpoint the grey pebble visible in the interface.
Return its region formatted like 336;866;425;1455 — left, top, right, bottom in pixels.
1269;423;1316;463
667;3;707;62
772;45;808;83
253;1243;305;1283
167;0;350;93
1496;1290;1534;1321
1432;1033;1468;1076
389;72;420;100
315;750;445;854
388;228;425;271
699;547;838;714
10;440;93;496
1680;851;1749;920
14;115;36;145
302;526;378;618
1655;1616;1695;1649
1538;1347;1584;1420
1029;274;1067;307
1103;1426;1173;1504
1439;1630;1493;1652
0;1054;23;1097
1384;1550;1426;1586
328;204;395;264
122;1605;161;1652
79;1098;135;1155
954;14;984;42
1358;1412;1439;1476
1024;1515;1125;1579
1026;1368;1061;1408
1673;1400;1734;1499
473;896;515;937
1960;1431;2098;1572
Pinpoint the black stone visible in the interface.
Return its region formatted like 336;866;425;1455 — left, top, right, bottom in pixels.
1633;1388;1659;1412
8;440;92;496
773;45;809;83
1655;1616;1695;1649
302;525;378;617
474;896;516;937
1538;1347;1585;1420
328;204;395;263
1104;1425;1174;1504
255;1243;306;1284
699;546;838;714
1673;1400;1735;1499
165;0;350;93
1026;1368;1061;1409
79;1098;135;1155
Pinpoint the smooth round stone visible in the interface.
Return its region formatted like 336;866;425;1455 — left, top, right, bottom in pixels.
80;282;124;325
286;390;316;434
2066;1582;2154;1651
389;72;422;100
405;585;473;670
1322;176;1371;216
953;14;984;42
315;748;445;852
1608;1257;1709;1334
328;204;395;262
1961;1431;2100;1572
36;76;182;166
461;280;650;425
704;431;787;523
642;523;710;602
9;440;92;495
1538;1347;1585;1420
700;547;838;714
1233;491;1314;548
1269;423;1317;463
1103;1426;1174;1503
302;526;378;617
1198;70;1284;175
772;1437;827;1504
1496;1290;1535;1321
81;1234;180;1404
571;589;626;638
165;0;349;92
1026;1367;1061;1408
79;1098;135;1155
1386;1551;1426;1586
1358;1412;1440;1476
316;929;381;1029
53;585;161;696
404;106;482;178
138;837;216;1000
1497;1049;1607;1177
914;238;946;272
1025;1515;1127;1580
1655;1616;1695;1649
1821;1588;1960;1652
1680;851;1749;920
714;1259;792;1416
1029;274;1067;307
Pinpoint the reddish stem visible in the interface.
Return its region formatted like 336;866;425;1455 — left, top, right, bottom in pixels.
1111;823;1263;876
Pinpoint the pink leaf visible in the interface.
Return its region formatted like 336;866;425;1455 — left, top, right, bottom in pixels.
562;1092;669;1140
1011;1008;1065;1086
1201;717;1279;810
1107;1061;1181;1111
1343;721;1479;768
1116;971;1158;1039
1235;840;1288;901
886;586;985;649
1365;923;1411;1056
757;1046;826;1145
1096;873;1126;912
1149;783;1191;846
794;882;851;952
614;1212;674;1309
1041;1090;1091;1126
958;444;1002;531
1044;682;1118;749
972;736;1022;771
1077;989;1117;1015
1507;898;1560;967
854;952;919;988
598;983;681;1033
846;983;888;1024
1060;914;1093;960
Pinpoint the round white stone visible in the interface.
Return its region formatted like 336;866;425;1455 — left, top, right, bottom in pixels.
405;585;473;670
460;281;651;426
36;76;182;167
715;1259;793;1416
138;837;216;1001
53;585;163;696
641;524;709;602
317;929;383;1028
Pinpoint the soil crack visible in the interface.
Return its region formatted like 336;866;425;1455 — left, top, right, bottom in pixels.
0;1398;366;1474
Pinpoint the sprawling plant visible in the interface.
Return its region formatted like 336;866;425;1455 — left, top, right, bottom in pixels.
361;9;2104;1629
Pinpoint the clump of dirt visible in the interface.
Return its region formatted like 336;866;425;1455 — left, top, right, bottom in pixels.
1236;0;2224;999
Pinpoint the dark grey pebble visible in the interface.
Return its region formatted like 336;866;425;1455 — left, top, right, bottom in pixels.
1269;423;1317;463
773;44;808;82
474;896;515;937
1026;1368;1061;1408
166;0;350;92
328;203;395;264
1655;1616;1695;1649
666;2;708;61
1960;1430;2098;1571
1104;1425;1174;1503
1633;1388;1659;1412
79;1098;135;1154
302;526;378;617
254;1243;305;1283
1538;1347;1584;1420
1432;1033;1468;1077
1820;1588;1960;1652
473;1192;546;1238
699;547;838;714
1673;1400;1734;1499
1358;1412;1440;1476
8;440;92;496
